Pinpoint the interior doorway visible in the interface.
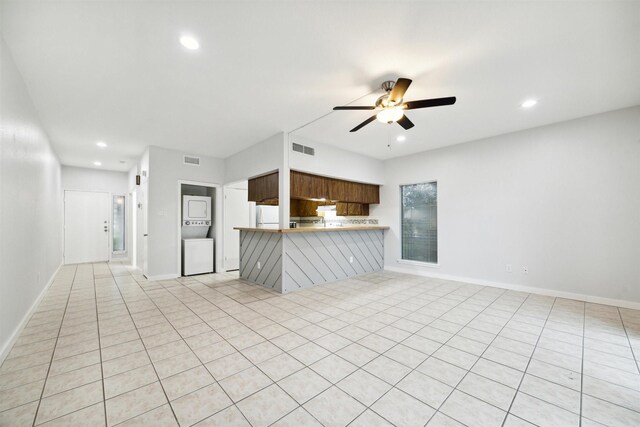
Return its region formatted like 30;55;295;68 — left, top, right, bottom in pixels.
178;182;217;276
223;181;255;271
64;190;111;264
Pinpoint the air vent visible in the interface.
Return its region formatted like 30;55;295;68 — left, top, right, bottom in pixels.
291;142;315;156
183;155;200;166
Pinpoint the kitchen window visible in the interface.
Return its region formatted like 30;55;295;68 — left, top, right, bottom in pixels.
401;182;438;264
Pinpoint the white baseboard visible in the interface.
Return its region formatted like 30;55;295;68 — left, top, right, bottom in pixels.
384;265;640;311
0;261;63;365
145;273;179;281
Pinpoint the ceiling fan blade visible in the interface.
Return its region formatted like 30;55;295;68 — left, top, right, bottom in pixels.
388;78;412;104
403;96;456;110
397;115;415;130
350;115;377;132
333;106;375;110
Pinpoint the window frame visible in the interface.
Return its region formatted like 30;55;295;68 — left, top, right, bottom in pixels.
398;180;439;267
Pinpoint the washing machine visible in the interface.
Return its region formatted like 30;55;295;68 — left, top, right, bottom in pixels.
182;195;214;275
182;238;214;275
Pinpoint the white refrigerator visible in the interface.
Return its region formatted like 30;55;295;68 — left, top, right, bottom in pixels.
256;205;279;229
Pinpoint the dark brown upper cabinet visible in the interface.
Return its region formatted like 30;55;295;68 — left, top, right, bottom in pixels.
326;178;347;201
362;183;380;204
290;171;327;200
247;171;278;202
290;171;379;204
249;170;379;214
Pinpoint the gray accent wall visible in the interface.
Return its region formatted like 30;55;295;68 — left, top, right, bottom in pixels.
239;230;283;292
239;229;385;293
282;229;384;292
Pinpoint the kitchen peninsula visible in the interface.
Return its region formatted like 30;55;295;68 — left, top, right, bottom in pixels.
235;226;388;293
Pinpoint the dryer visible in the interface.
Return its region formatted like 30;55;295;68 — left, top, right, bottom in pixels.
182;195;214;275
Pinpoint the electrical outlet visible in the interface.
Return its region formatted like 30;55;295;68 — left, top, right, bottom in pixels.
522;266;528;274
349;256;354;263
506;264;512;273
257;261;261;269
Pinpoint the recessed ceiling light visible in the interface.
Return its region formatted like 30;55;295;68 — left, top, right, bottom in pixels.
180;35;200;50
396;135;406;142
521;99;538;108
96;141;107;148
93;161;102;166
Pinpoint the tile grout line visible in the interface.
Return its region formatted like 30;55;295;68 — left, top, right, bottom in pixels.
342;285;511;426
113;268;257;426
93;264;109;427
500;297;559;427
616;307;640;375
31;264;78;427
363;287;515;424
267;279;495;426
578;307;640;423
145;277;298;427
579;300;586;427
105;264;183;426
188;273;486;425
422;289;533;425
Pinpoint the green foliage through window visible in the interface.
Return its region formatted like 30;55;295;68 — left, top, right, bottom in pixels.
401;182;437;263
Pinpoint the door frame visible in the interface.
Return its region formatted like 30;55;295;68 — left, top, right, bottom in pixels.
63;189;113;264
222;183;254;271
130;190;137;269
176;180;222;276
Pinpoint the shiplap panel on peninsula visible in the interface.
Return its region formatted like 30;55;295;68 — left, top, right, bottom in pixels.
239;230;282;292
282;229;384;292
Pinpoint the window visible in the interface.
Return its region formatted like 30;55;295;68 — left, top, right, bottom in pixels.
112;195;126;253
401;182;437;263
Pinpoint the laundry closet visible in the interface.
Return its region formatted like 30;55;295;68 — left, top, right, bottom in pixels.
180;184;215;276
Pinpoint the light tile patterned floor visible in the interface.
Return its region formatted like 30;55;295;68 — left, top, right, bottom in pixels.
1;262;639;426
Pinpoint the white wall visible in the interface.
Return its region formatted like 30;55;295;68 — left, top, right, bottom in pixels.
0;37;63;359
146;146;225;278
289;135;385;185
62;165;128;194
224;132;284;183
380;106;640;305
224;132;291;227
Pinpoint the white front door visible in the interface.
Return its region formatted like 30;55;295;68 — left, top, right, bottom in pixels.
64;190;111;264
223;187;252;271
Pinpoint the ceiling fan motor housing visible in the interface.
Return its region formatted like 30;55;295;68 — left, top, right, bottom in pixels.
381;80;396;92
377;80;402;107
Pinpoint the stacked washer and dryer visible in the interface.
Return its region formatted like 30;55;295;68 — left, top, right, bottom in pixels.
181;195;214;275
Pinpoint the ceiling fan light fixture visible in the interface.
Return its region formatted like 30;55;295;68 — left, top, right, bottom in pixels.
376;107;404;123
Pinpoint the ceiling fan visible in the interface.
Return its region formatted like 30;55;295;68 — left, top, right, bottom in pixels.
333;78;456;132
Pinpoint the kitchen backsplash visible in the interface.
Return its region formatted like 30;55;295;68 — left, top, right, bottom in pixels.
291;217;379;227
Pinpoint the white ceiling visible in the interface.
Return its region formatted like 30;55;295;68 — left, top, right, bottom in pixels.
1;1;639;171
